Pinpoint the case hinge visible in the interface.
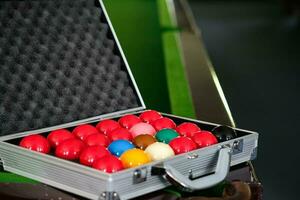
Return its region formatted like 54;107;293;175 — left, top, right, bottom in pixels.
99;192;119;200
133;167;148;184
232;139;243;155
0;158;4;171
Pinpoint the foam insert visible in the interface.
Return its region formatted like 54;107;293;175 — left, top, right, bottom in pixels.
0;0;140;136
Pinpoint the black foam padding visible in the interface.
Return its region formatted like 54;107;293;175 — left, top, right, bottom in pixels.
0;0;140;136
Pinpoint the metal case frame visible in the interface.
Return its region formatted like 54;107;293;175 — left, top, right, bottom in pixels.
0;111;258;200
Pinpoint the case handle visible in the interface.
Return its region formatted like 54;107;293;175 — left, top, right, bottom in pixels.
163;146;232;192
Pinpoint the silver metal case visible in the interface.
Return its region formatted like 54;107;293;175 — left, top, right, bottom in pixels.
0;112;258;200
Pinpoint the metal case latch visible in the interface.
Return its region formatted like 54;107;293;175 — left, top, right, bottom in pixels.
133;167;148;184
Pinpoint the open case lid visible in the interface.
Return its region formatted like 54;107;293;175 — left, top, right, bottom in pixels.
0;0;145;137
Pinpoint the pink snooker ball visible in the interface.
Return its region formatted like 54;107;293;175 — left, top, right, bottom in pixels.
129;122;156;138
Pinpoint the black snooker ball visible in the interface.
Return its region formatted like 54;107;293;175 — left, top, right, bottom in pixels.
211;125;237;142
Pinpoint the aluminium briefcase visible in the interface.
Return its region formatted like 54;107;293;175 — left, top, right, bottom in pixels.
0;0;258;199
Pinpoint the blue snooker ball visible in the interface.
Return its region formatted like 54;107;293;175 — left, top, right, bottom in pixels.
108;140;135;157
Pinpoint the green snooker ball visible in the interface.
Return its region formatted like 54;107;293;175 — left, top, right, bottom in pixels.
155;129;179;144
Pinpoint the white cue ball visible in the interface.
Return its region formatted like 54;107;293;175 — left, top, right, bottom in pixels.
145;142;175;161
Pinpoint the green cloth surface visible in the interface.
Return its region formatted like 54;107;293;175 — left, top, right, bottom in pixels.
0;172;37;183
104;0;195;117
157;0;196;118
104;0;171;113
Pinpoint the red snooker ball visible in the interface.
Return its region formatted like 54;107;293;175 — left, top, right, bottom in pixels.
79;146;110;166
118;114;141;129
107;128;133;142
19;135;50;154
84;133;110;147
192;131;218;148
176;122;201;138
72;124;99;141
92;155;124;173
47;129;75;148
152;117;176;131
55;139;85;160
139;110;162;123
169;137;197;155
96;119;120;134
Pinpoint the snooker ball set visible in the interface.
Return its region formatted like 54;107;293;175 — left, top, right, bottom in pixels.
19;110;237;173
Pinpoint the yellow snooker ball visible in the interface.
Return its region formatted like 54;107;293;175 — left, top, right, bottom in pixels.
120;148;151;168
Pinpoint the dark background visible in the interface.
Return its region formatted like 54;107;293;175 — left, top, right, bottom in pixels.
188;0;300;199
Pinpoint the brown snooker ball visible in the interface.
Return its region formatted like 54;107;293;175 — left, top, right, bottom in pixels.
133;134;157;150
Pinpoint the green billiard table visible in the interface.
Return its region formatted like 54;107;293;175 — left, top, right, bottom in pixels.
103;0;196;118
